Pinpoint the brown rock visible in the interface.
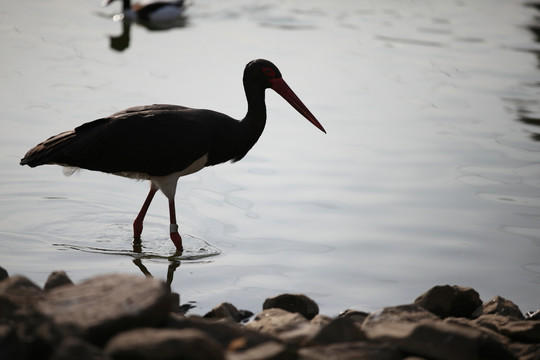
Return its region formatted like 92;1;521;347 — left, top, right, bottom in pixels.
105;328;224;360
39;274;171;345
263;294;319;320
310;314;333;328
362;304;439;331
474;314;540;343
307;317;366;345
51;337;110;360
414;285;482;318
167;314;275;350
204;302;252;322
246;308;317;345
365;320;514;360
227;341;296;360
44;271;74;291
472;296;524;319
0;276;60;360
298;341;401;360
338;309;369;324
0;275;45;313
508;342;540;360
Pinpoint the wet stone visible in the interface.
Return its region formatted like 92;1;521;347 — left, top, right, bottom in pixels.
227;341;296;360
263;294;319;320
298;341;401;360
44;270;74;291
39;274;172;345
204;302;253;322
104;328;224;360
338;309;369;324
414;285;482;319
472;296;524;319
307;317;366;346
50;337;110;360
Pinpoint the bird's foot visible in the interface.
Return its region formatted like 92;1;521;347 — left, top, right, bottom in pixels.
170;225;183;252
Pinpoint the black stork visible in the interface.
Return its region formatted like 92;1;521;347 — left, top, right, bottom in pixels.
20;59;326;252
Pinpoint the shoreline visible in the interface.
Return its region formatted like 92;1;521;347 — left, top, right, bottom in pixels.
1;266;538;360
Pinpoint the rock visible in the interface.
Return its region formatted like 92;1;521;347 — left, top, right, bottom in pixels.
0;266;8;282
204;302;252;322
338;309;369;324
365;319;514;360
0;275;45;312
104;328;224;360
473;314;540;343
51;337;110;360
246;308;318;345
167;314;275;351
414;285;482;318
307;317;365;345
0;276;60;360
263;294;319;320
472;296;524;319
44;271;74;291
298;341;401;360
508;342;540;360
227;341;296;360
39;274;172;345
362;304;439;331
310;314;333;327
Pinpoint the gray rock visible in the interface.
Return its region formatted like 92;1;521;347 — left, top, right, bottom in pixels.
104;328;224;360
44;271;74;291
227;341;296;360
39;274;171;345
298;341;401;360
263;294;319;320
204;302;252;322
414;285;482;319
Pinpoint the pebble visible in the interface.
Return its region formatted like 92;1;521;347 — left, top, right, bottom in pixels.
1;266;539;360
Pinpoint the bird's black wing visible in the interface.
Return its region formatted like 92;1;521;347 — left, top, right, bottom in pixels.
21;104;239;177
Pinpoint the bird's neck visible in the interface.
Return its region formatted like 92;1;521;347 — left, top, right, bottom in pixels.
241;83;267;144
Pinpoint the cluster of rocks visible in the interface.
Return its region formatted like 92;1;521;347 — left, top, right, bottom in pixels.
1;266;539;360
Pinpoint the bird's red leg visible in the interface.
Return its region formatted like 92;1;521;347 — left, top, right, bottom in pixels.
133;185;158;238
168;199;183;252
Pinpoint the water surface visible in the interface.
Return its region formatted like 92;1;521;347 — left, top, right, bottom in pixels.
1;0;539;315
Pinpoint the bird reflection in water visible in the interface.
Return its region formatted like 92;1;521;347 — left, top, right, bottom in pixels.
104;0;188;52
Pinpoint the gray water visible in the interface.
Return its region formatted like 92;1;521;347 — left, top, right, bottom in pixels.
1;0;539;315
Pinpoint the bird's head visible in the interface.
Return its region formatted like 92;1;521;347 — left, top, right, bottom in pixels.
244;59;326;133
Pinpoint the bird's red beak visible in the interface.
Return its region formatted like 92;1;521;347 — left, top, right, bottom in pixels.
270;78;326;134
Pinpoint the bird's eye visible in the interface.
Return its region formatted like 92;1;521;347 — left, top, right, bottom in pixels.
262;67;276;77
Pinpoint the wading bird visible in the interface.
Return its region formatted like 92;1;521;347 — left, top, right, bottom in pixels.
20;59;326;252
103;0;185;23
